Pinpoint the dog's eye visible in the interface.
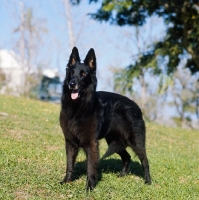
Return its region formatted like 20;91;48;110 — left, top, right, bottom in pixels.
80;70;86;77
71;70;74;75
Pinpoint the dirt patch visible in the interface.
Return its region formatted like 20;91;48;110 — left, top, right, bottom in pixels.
14;189;32;200
0;111;9;119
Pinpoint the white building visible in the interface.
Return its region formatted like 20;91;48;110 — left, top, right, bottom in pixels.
0;50;25;96
0;49;61;100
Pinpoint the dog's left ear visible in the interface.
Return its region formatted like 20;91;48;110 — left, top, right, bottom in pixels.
84;48;96;71
68;47;81;67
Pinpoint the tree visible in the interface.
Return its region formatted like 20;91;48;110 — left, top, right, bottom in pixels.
73;0;199;76
0;68;6;90
62;0;76;49
170;66;199;128
13;1;47;96
112;21;166;121
114;66;165;122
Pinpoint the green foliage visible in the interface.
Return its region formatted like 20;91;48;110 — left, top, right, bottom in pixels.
172;117;184;127
113;67;134;95
84;0;199;75
113;52;160;94
169;67;199;127
1;95;199;199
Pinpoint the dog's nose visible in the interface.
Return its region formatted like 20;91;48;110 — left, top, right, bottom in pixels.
69;80;77;89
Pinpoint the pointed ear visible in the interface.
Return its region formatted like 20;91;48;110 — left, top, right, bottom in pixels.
84;48;96;71
67;47;81;67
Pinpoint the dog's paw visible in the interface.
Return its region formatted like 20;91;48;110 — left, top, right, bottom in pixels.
60;180;65;185
60;175;71;184
118;165;130;177
118;172;125;177
144;174;151;185
86;178;96;191
145;179;152;185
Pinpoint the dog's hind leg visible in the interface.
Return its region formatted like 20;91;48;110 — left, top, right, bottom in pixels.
130;137;151;184
60;141;78;184
101;141;126;160
117;149;131;177
104;137;131;177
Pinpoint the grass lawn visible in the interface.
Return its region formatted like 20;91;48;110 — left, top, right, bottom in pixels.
0;95;199;199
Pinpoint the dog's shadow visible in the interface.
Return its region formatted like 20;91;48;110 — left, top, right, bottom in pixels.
73;158;143;184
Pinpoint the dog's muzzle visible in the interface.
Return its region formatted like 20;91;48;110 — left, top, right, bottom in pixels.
69;80;78;89
69;80;79;100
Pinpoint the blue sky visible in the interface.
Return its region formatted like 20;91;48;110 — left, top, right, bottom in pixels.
0;0;166;91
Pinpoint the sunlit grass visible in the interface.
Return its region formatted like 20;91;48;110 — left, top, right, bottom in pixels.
0;95;199;199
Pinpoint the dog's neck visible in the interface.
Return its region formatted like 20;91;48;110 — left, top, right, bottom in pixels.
61;89;96;112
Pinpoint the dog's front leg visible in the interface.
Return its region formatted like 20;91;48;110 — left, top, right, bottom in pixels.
84;141;99;190
61;141;78;184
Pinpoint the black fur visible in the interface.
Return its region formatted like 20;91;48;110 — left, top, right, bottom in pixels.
60;47;151;190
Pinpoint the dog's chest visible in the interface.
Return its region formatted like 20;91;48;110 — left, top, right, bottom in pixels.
60;110;99;145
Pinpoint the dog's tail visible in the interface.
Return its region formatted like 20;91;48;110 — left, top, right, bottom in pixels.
101;142;126;160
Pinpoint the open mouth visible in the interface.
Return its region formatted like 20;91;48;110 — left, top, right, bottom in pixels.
71;90;80;100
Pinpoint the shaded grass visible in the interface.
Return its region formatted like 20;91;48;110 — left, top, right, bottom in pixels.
0;95;199;199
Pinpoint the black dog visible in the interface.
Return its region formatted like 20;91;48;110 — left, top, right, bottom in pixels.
60;47;151;190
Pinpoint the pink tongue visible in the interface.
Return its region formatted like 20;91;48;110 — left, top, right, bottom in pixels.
71;92;78;100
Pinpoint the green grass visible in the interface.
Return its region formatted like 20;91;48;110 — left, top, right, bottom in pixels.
0;95;199;200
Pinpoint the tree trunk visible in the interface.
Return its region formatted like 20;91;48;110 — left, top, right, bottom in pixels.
63;0;75;49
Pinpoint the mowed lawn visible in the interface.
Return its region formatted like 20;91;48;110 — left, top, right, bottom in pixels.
0;95;199;200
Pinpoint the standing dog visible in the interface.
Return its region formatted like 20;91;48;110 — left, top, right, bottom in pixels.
60;47;151;190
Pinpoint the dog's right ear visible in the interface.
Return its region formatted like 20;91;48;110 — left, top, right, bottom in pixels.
67;47;81;67
84;48;96;71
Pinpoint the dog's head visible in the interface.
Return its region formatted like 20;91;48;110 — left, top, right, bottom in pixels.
64;47;97;100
